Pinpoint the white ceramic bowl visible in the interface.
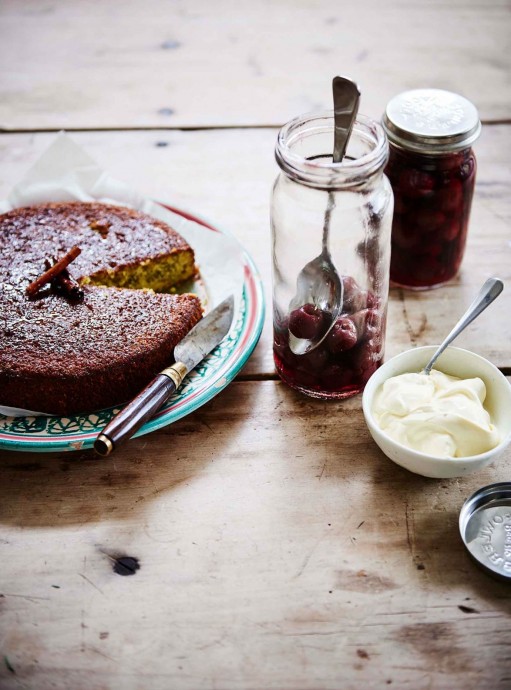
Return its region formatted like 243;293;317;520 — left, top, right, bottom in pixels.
362;346;511;478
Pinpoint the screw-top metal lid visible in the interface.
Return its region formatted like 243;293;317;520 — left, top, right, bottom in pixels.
459;482;511;582
383;89;481;154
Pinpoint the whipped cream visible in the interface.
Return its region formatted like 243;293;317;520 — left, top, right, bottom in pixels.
373;369;499;458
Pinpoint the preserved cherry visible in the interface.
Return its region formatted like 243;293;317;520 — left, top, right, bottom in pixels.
273;276;385;399
289;303;329;340
386;147;476;289
326;317;358;354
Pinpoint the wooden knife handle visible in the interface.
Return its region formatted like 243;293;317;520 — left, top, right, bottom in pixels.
94;374;177;456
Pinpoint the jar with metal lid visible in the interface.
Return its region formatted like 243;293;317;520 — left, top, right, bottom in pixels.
382;89;481;290
271;111;393;399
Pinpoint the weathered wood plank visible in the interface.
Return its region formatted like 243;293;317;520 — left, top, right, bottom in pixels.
0;380;510;690
0;0;510;129
2;4;510;688
0;126;509;375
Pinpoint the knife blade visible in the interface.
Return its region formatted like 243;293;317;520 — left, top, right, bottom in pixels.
94;294;235;456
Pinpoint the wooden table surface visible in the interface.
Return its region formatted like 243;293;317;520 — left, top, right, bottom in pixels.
1;2;510;689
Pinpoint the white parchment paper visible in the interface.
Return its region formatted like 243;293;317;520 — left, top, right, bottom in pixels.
1;133;244;417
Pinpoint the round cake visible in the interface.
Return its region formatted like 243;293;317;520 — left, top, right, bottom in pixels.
0;202;203;415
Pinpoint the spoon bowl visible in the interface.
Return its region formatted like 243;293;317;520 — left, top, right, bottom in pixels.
288;195;342;355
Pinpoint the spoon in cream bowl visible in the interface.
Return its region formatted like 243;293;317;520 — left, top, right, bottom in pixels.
423;277;503;375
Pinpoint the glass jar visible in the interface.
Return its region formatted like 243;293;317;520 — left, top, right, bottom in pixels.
271;112;393;399
382;89;481;289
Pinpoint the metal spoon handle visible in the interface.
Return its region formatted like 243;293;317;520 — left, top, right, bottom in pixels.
423;277;504;374
332;76;361;163
322;76;360;251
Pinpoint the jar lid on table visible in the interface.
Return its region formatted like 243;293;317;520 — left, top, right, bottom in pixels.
382;88;481;155
459;482;511;582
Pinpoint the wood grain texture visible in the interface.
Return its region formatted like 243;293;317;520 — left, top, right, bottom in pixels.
0;0;510;129
0;125;509;376
0;380;510;690
1;3;510;686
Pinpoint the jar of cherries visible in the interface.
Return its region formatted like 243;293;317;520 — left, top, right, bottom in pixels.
271;111;393;399
382;89;481;289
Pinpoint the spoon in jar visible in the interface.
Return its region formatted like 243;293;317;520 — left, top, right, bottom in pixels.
288;76;361;356
423;277;504;375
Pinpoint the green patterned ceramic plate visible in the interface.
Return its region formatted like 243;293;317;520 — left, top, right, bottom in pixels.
0;206;264;453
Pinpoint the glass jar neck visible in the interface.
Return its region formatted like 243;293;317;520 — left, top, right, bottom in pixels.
275;111;389;191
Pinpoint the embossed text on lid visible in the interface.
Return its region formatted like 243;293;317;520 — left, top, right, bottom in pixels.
459;482;511;582
383;89;481;154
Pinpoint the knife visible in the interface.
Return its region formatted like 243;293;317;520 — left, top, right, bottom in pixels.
94;294;235;456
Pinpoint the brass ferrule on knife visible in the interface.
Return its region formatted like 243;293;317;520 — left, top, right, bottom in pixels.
95;434;114;456
161;361;188;388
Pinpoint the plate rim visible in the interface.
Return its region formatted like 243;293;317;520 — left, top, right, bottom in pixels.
0;202;265;453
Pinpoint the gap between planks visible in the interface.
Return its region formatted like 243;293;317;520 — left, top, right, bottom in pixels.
0;124;280;134
1;119;511;135
235;371;511;381
236;372;279;382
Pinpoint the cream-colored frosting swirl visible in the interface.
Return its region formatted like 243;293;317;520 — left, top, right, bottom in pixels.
373;369;499;458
